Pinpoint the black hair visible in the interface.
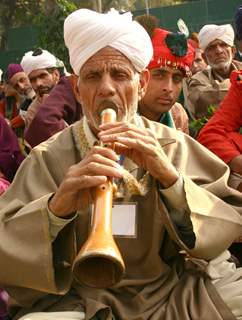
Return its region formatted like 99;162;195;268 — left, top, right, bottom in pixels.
32;48;44;56
135;14;159;39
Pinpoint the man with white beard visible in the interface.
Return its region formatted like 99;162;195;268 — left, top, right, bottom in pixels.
186;24;242;120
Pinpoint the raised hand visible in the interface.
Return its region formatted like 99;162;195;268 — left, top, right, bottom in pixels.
99;122;179;188
49;146;123;217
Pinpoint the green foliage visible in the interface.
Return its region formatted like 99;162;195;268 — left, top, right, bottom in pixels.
0;0;44;50
165;32;188;57
189;105;216;136
0;0;185;68
34;0;78;72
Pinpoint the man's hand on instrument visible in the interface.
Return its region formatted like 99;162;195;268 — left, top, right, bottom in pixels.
49;146;123;218
99;122;179;188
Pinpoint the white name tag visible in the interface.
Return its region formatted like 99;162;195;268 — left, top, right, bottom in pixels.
112;203;137;237
90;203;137;238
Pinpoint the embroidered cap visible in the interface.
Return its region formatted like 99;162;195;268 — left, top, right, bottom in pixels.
148;28;195;76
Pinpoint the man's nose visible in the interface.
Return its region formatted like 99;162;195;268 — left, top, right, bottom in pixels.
193;61;198;68
36;78;43;86
162;77;173;93
34;78;45;90
215;44;224;53
18;82;25;90
98;74;115;97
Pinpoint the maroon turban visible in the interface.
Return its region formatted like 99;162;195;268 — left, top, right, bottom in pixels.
6;64;24;82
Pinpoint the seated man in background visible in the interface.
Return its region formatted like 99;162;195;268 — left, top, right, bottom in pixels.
198;6;242;193
186;24;242;120
197;69;242;265
20;48;63;129
198;70;242;192
22;50;82;148
137;19;194;133
0;64;35;132
183;48;207;122
7;63;35;117
1;8;242;320
235;5;242;62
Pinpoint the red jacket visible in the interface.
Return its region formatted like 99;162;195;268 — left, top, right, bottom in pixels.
197;70;242;164
0;97;25;129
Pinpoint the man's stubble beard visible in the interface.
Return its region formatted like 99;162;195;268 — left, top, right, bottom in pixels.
207;52;233;74
86;103;138;133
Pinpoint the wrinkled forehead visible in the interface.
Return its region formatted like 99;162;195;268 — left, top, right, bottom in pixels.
150;65;184;77
206;39;231;50
80;47;136;74
28;68;49;80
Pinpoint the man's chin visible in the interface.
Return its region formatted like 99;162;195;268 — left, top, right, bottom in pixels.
157;104;173;114
39;90;51;97
212;60;232;71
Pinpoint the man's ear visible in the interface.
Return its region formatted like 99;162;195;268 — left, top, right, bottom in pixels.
138;69;150;100
52;69;61;83
72;75;83;105
231;46;236;58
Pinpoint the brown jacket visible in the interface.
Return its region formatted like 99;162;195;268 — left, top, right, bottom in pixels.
0;117;241;320
186;60;242;119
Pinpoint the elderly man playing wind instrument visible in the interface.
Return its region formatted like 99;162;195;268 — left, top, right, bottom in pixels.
1;8;242;320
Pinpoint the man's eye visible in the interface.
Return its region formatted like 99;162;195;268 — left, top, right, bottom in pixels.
117;74;127;79
221;43;228;48
113;72;129;80
86;73;99;80
207;46;215;53
40;74;48;79
173;75;183;83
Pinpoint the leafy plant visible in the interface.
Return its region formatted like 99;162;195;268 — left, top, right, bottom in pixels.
34;0;78;72
189;105;216;136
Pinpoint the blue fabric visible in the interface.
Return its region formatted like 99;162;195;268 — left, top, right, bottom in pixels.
159;112;174;128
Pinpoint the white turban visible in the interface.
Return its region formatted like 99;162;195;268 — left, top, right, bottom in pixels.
21;49;59;76
199;24;234;51
64;8;153;75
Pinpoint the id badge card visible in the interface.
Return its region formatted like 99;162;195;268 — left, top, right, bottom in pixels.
112;202;137;238
90;202;137;238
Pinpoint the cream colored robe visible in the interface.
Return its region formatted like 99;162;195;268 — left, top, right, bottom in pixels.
0;116;242;320
186;60;242;120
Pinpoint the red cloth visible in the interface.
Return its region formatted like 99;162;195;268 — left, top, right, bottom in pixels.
10;114;25;129
0;98;18;120
0;177;10;195
197;70;242;164
0;97;25;130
